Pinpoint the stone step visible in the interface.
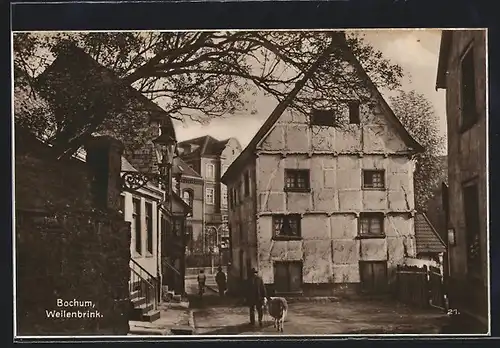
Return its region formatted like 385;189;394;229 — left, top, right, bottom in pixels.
142;309;161;322
130;290;140;300
132;303;154;316
131;296;146;308
170;325;194;335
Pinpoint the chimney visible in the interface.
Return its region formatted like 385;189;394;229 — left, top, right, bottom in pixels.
85;136;124;212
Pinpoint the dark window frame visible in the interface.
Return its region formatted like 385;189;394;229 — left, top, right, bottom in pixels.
182;189;194;217
460;44;479;133
244;171;250;197
221;186;228;208
272;214;302;240
161;215;168;257
358;212;385;238
348;100;361;124
145;202;153;254
205;187;215;205
310;109;337;127
362;169;386;190
133;198;142;255
284;169;311;192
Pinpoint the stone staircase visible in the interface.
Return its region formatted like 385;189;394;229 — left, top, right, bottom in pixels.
130;289;161;322
162;285;185;303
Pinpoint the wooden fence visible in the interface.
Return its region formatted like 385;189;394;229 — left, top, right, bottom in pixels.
395;265;447;310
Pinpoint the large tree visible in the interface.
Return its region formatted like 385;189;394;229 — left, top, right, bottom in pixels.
389;90;446;211
14;31;404;148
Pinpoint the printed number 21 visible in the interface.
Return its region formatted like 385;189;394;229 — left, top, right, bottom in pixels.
447;309;460;315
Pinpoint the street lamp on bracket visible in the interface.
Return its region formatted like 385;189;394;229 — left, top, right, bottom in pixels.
120;125;177;192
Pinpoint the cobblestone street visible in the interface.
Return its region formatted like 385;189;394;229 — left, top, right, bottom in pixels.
192;299;451;335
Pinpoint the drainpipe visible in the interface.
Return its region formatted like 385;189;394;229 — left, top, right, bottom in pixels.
156;199;162;303
202;174;206;255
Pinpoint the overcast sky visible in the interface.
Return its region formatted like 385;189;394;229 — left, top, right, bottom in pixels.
174;29;446;151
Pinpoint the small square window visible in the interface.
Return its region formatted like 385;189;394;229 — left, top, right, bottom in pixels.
359;213;384;237
285;169;310;192
273;214;302;239
363;170;385;189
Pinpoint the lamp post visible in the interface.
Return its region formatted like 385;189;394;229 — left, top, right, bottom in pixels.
152;126;177;203
120;125;177;193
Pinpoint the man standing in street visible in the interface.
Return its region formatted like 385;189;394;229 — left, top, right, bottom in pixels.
247;268;266;327
197;269;206;299
215;266;227;297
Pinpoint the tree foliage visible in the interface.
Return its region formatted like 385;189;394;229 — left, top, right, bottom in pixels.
389;90;446;211
14;31;403;123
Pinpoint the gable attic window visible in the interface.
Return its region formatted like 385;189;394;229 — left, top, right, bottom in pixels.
310;109;337;127
348;101;361;124
460;45;478;132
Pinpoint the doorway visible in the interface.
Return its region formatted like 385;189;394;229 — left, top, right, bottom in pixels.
359;261;388;294
273;261;303;294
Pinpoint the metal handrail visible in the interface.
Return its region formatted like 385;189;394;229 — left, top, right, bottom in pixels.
164;259;182;276
130;259;159;311
130;257;156;280
130;267;155;288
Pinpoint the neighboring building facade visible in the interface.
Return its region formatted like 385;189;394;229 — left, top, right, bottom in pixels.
35;46;190;321
222;54;424;296
177;135;242;264
436;30;488;330
172;156;204;254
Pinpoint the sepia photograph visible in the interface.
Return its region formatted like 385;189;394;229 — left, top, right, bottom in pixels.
12;28;489;338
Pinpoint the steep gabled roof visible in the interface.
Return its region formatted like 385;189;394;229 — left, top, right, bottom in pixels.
415;212;447;254
172;156;203;179
178;135;231;157
34;44;176;157
222;38;424;184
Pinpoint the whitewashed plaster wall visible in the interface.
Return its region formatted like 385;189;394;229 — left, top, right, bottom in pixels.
254;105;418;285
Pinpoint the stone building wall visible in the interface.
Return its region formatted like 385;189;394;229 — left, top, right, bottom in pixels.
227;161;257;283
179;177;204;253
